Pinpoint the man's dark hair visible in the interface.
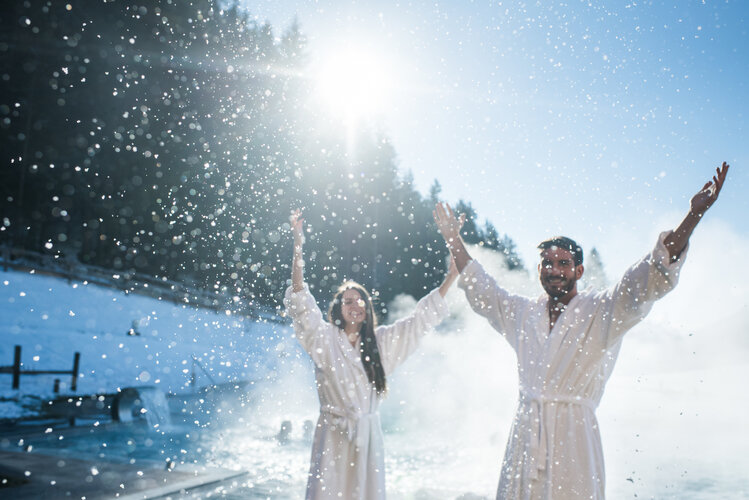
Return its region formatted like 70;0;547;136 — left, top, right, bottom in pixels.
537;236;583;267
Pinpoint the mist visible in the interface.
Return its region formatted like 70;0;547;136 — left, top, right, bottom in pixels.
254;218;748;498
383;219;748;498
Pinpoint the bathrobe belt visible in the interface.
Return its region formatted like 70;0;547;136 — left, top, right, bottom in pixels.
519;389;597;485
322;406;379;449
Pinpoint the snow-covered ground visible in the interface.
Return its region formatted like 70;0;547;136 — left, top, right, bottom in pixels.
0;266;296;418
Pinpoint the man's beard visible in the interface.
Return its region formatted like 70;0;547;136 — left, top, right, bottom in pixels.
542;276;576;299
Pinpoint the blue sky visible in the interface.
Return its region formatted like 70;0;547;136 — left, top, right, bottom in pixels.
247;0;747;271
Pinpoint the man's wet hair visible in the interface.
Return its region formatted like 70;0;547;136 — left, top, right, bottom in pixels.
537;236;583;267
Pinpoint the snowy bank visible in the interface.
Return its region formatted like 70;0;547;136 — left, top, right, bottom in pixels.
0;267;298;418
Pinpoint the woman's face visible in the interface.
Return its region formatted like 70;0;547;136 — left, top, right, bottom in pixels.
340;288;366;329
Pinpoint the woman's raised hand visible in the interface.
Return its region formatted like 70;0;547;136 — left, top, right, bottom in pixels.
290;209;305;244
447;253;459;278
438;248;462;297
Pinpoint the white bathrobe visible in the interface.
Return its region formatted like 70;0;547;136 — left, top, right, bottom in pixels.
459;232;686;500
284;285;449;500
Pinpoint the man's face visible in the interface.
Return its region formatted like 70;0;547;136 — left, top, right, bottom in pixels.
538;247;583;300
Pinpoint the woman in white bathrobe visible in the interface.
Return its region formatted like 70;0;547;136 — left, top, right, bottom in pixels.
283;209;459;500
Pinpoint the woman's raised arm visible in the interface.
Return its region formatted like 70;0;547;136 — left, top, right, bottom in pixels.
438;253;460;297
290;209;305;292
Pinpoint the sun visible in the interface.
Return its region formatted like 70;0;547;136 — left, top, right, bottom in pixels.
313;46;394;122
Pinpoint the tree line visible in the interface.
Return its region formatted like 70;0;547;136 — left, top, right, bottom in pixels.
0;0;524;317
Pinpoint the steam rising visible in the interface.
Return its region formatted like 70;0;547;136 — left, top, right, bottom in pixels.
266;220;748;497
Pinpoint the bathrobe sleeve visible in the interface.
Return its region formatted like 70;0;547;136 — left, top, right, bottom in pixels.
602;231;688;347
283;284;335;368
458;259;534;350
376;288;449;375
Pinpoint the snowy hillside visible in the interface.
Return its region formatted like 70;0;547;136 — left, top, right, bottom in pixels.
0;267;295;418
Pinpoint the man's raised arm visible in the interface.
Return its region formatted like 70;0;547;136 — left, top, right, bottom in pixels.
433;202;472;272
664;162;730;261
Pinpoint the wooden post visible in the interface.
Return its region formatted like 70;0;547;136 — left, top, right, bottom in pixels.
12;345;21;390
71;352;80;392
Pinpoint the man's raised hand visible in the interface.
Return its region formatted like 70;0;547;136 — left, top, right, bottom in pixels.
690;161;729;216
664;161;731;261
433;203;466;248
433;202;472;273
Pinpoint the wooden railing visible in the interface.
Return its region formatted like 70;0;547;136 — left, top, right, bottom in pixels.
0;345;80;392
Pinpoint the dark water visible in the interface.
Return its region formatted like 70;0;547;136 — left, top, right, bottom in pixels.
14;418;749;499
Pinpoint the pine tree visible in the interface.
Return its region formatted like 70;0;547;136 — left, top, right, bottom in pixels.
582;247;608;290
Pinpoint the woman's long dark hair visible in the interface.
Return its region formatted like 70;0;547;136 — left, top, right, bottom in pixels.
328;281;386;394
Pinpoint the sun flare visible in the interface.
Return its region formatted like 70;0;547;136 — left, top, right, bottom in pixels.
313;46;394;121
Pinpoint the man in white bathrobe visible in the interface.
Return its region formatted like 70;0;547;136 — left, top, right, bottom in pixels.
433;162;729;500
